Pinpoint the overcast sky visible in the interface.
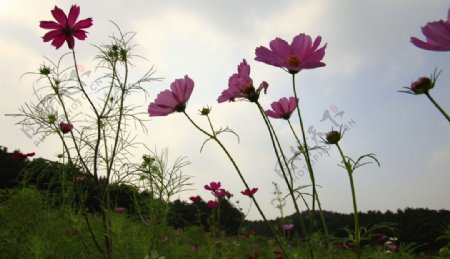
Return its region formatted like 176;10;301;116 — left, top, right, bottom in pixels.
1;1;449;220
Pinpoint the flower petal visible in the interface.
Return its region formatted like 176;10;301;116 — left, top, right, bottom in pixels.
39;21;61;30
51;36;66;49
67;5;80;27
73;18;93;30
51;6;67;26
42;30;63;42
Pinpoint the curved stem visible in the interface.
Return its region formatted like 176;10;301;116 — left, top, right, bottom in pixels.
183;111;290;259
425;92;450;123
291;74;328;236
336;143;360;259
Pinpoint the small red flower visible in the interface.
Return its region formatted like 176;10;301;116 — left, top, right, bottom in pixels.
241;187;258;197
207;200;219;209
10;151;35;160
115;207;125;213
213;189;230;199
247;253;259;259
59;121;74;134
40;5;93;49
189;195;201;203
204;181;221;191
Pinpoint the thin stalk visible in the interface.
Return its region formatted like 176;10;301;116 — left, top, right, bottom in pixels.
288;119;329;237
107;60;128;181
255;103;308;237
291;73;328;236
425;92;450;123
336;143;361;259
46;75;91;176
183;111;290;259
256;102;313;258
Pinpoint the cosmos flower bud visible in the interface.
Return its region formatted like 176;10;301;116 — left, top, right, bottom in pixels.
325;130;341;144
200;107;211;116
410;77;434;94
59;121;74;134
39;65;51;75
48;114;57;124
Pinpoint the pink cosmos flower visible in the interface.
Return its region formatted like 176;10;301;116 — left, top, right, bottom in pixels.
255;33;327;74
241;187;258;196
411;8;450;51
115;207;125;213
213;189;230;199
189;195;201;203
265;97;298;120
207;200;219;209
204;181;221;191
59;121;74;134
10;151;35;160
281;223;294;231
148;75;194;116
40;5;93;50
217;59;268;103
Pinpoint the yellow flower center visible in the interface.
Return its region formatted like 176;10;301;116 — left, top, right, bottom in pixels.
287;55;301;67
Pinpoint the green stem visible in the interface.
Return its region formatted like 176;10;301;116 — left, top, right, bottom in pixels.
291;74;328;236
425;92;450;123
46;75;91;176
336;143;360;259
183;111;290;259
255;102;309;240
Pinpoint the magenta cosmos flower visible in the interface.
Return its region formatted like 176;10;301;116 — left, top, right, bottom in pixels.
255;33;327;74
207;200;219;209
189;195;201;203
204;181;221;191
148;75;194;116
213;189;231;199
265;97;298;120
241;187;258;196
218;59;268;103
40;5;93;50
411;7;450;51
10;151;35;160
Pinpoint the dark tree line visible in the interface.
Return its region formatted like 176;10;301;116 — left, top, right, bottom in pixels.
1;147;449;253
